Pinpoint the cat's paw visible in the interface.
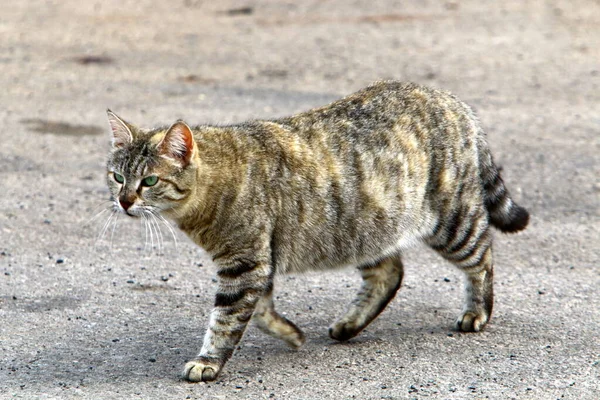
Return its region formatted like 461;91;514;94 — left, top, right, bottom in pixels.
328;321;360;341
182;359;221;382
282;328;306;349
455;310;489;332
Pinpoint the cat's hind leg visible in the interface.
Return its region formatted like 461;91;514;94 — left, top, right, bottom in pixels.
454;244;493;332
428;209;494;332
253;290;305;348
329;255;404;341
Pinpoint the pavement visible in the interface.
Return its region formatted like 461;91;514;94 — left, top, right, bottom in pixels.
0;0;599;399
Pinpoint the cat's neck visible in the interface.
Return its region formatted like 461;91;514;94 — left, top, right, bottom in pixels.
167;125;244;243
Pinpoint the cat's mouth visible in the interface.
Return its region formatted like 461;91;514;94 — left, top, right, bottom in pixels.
115;203;140;217
122;207;143;218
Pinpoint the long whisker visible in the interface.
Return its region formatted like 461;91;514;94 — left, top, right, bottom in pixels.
95;209;117;249
145;212;155;251
87;200;114;215
156;213;165;251
141;213;149;251
97;210;115;243
148;211;164;255
151;209;178;249
141;212;149;251
85;202;114;227
109;211;121;251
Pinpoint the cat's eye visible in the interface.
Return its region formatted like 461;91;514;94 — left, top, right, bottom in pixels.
114;172;125;184
142;175;159;187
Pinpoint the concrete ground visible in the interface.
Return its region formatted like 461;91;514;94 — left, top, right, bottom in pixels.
1;0;598;399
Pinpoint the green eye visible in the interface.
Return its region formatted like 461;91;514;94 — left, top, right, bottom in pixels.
114;172;124;184
142;175;159;187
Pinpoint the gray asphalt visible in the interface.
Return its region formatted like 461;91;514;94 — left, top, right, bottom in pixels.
1;1;599;399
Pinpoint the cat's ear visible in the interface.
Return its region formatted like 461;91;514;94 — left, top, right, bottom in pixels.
107;109;134;148
158;120;195;166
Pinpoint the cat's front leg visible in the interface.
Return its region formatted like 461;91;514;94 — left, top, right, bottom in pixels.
183;259;272;382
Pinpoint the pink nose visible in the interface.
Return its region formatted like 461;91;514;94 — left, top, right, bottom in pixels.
119;199;133;211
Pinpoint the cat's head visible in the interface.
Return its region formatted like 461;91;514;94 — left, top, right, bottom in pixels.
105;110;196;218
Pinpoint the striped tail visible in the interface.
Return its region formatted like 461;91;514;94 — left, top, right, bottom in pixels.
480;151;529;233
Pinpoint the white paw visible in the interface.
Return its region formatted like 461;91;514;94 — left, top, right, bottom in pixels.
182;359;221;382
455;310;489;332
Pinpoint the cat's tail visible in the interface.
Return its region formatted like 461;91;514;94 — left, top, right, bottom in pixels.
480;150;529;233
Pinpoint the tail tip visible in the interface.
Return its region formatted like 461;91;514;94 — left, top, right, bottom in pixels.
499;205;529;233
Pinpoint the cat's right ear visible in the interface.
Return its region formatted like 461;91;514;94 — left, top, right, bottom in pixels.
107;109;134;148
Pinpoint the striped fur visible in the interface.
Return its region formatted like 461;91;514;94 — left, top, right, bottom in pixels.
105;81;529;382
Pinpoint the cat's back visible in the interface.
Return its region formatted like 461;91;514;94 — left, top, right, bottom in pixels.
277;80;476;142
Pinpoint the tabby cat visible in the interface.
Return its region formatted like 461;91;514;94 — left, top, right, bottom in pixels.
105;81;528;382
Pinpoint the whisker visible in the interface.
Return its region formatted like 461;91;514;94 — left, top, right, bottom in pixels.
95;209;117;249
151;210;179;249
148;211;164;255
88;200;114;215
85;203;114;227
140;213;149;251
141;212;149;251
109;211;121;252
145;212;155;251
154;213;167;254
97;211;115;243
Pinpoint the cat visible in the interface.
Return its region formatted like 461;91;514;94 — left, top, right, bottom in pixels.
105;81;529;382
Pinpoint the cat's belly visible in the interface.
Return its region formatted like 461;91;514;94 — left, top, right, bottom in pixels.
274;214;435;274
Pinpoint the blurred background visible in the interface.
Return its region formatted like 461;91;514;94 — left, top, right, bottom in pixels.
1;1;599;399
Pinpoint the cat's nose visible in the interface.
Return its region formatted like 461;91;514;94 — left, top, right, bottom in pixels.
119;199;133;211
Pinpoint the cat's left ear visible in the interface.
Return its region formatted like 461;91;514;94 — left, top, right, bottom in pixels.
158;120;195;167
